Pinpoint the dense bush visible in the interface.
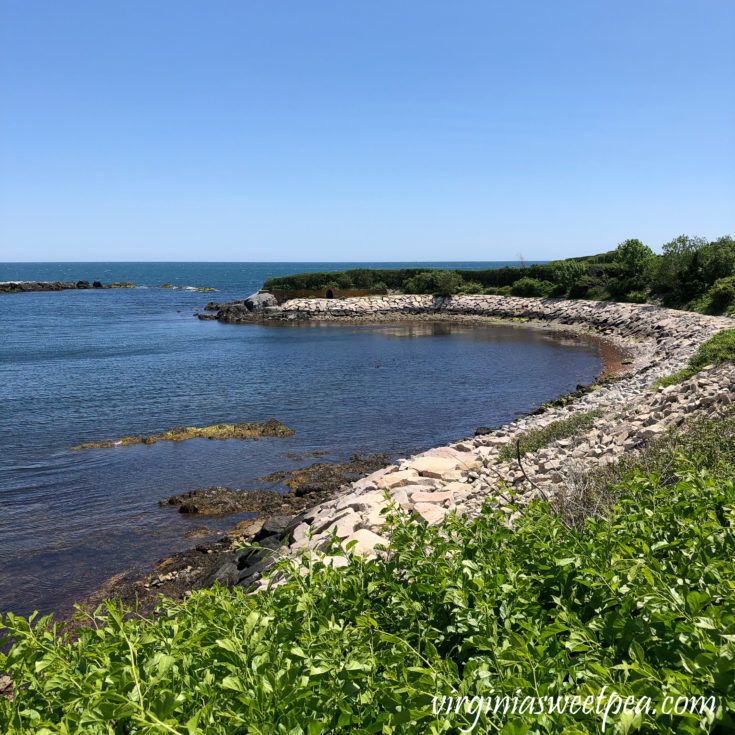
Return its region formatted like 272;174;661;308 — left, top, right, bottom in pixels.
2;428;734;733
707;276;735;311
404;270;463;296
510;277;556;298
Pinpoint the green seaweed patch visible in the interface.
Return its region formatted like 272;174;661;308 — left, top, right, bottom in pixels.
192;286;216;292
105;282;136;288
71;419;294;450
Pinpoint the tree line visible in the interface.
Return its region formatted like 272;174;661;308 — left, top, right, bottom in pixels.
263;234;735;314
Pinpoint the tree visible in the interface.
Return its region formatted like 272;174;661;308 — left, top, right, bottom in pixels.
613;239;654;275
550;260;586;294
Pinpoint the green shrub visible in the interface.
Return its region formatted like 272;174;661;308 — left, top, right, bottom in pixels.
403;270;463;296
335;273;354;289
403;271;435;294
707;276;735;311
432;270;463;296
624;290;648;303
369;281;388;294
457;280;483;294
510;277;556;298
550;260;586;295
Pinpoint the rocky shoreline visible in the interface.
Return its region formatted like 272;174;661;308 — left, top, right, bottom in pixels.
0;280;128;293
1;280;215;294
64;294;732;623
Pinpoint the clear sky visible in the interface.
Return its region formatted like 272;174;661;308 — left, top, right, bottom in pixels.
1;1;733;262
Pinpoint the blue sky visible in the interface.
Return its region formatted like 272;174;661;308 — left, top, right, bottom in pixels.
1;1;733;262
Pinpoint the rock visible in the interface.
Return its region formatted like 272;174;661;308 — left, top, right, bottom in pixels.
413;502;448;524
378;469;419;488
183;525;211;539
343;529;387;555
245;291;278;312
200;555;239;587
407;456;462;478
253;514;294;543
475;427;493;436
93;281;103;288
236;545;272;570
410;489;454;504
320;555;349;568
160;486;283;516
326;511;362;539
76;280;92;289
235;556;276;589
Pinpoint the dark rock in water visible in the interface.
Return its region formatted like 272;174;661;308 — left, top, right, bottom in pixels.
1;280;79;294
259;453;391;498
93;281;103;288
160;486;284;516
76;280;92;289
245;291;278;312
204;301;223;311
217;302;250;322
197;313;217;320
475;427;493;436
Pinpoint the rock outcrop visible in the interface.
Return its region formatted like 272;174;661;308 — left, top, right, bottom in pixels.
1;281;89;293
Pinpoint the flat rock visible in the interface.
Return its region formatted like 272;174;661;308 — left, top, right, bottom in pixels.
413;502;448;525
378;469;420;488
407;456;462;478
343;529;387;555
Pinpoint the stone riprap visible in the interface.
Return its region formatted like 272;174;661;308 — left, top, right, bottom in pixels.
197;295;734;592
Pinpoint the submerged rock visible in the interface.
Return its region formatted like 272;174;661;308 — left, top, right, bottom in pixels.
160;487;284;516
259;453;392;498
71;418;295;450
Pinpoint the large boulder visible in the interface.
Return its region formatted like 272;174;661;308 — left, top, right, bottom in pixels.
244;291;278;312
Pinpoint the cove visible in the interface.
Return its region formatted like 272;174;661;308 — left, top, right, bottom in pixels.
1;307;603;618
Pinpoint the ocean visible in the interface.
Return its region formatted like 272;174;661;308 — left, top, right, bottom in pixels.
0;262;602;618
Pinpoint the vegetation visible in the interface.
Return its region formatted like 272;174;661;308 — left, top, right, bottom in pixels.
263;234;735;314
3;412;735;733
71;419;294;450
653;329;735;388
497;409;602;462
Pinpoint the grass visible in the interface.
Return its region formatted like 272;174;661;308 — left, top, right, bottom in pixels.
3;413;735;733
497;409;602;462
653;328;735;388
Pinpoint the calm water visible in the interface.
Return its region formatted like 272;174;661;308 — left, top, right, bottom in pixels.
0;262;601;618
